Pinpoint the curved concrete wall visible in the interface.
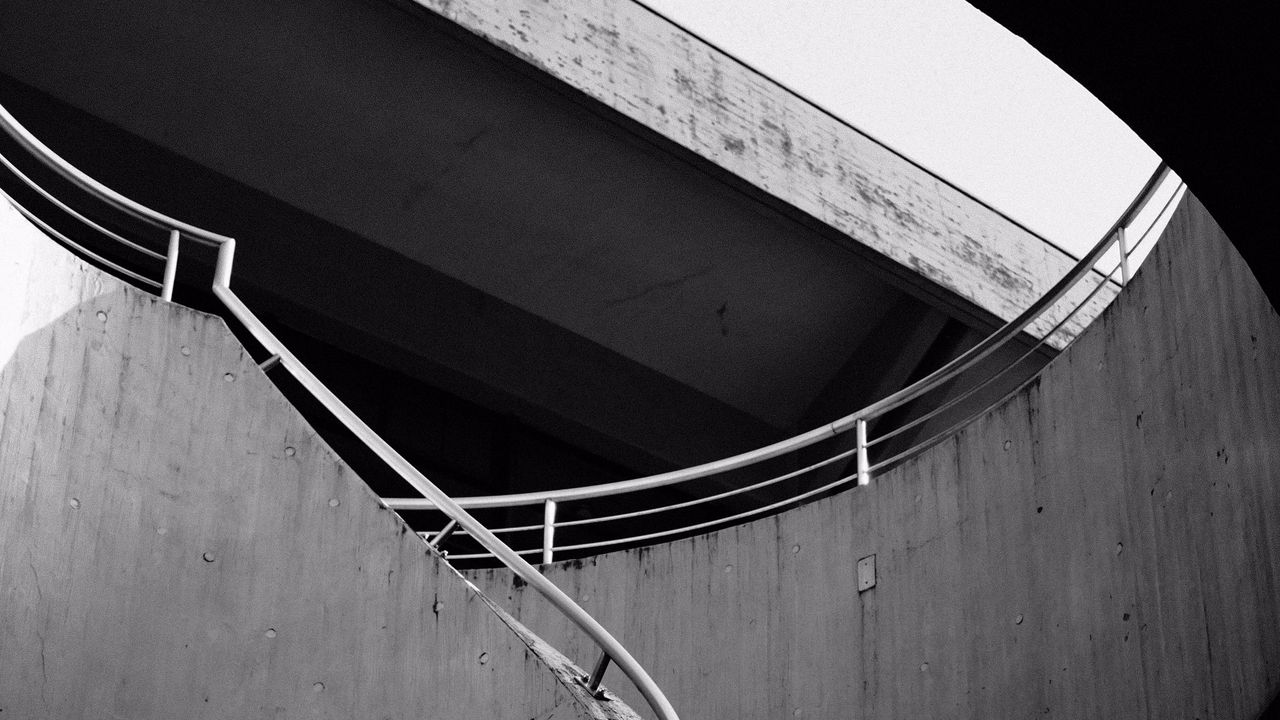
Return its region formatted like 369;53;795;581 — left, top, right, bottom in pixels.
468;193;1280;719
0;202;635;719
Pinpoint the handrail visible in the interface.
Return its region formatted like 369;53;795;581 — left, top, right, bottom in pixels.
0;105;233;247
0;151;166;260
0;187;163;289
0;102;680;720
0;92;1180;704
428;175;1186;563
386;161;1173;513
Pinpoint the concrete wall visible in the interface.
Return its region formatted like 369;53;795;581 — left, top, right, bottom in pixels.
0;201;637;719
467;192;1280;719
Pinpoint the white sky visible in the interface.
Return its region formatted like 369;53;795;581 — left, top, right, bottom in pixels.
640;0;1162;259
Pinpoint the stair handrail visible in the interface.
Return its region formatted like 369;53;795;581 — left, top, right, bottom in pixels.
0;102;680;720
421;174;1186;561
379;167;1182;562
1;92;1180;568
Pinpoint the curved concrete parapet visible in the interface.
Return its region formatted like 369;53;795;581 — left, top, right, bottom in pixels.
0;201;638;719
467;192;1280;719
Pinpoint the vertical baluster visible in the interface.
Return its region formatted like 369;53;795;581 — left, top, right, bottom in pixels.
1117;226;1132;285
161;229;180;301
856;418;870;486
542;499;557;564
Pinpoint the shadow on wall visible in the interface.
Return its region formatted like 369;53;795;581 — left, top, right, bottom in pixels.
0;206;632;719
464;192;1280;720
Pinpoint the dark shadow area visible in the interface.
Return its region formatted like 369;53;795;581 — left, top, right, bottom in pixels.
964;0;1280;309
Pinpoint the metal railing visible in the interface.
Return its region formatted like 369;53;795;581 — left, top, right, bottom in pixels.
383;163;1185;563
0;102;680;720
0;93;1185;716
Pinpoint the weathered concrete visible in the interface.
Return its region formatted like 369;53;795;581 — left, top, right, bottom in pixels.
0;201;640;719
0;0;1097;459
467;193;1280;719
412;0;1118;343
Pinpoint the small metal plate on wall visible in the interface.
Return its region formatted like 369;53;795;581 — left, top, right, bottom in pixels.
857;554;876;592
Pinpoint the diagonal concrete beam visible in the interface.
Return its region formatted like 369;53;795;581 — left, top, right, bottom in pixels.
410;0;1119;346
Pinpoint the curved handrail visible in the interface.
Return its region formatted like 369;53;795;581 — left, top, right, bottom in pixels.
0;106;233;248
426;173;1187;561
0;102;680;720
0;92;1183;700
386;161;1173;513
439;221;1156;544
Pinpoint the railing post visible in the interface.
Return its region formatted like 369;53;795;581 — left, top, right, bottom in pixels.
542;499;557;564
213;238;236;289
1117;225;1131;285
856;418;870;486
161;229;180;302
579;650;612;698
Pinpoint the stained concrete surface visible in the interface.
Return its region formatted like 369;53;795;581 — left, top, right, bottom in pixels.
0;201;638;719
0;0;1093;458
468;193;1280;719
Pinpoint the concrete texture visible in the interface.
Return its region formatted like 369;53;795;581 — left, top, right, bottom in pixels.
0;0;1086;455
467;192;1280;719
0;200;639;719
411;0;1117;343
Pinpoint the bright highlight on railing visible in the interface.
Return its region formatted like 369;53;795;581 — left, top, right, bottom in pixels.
0;102;681;720
383;163;1185;564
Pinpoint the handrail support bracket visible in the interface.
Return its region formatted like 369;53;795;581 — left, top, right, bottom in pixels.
577;651;612;699
430;518;459;548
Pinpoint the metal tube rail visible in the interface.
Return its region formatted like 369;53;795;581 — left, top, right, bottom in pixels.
542;499;558;564
0;150;166;260
0;103;680;720
865;179;1184;450
439;444;863;538
863;193;1182;477
1;188;162;289
444;185;1185;560
430;518;460;548
869;273;1130;472
386;421;845;510
0;93;1176;716
442;255;1120;557
446;244;1119;560
0;104;233;248
1127;181;1186;256
449;260;1110;558
854;162;1170;423
214;287;676;718
448;464;871;559
867;248;1129;449
386;161;1173;512
161;229;181;302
